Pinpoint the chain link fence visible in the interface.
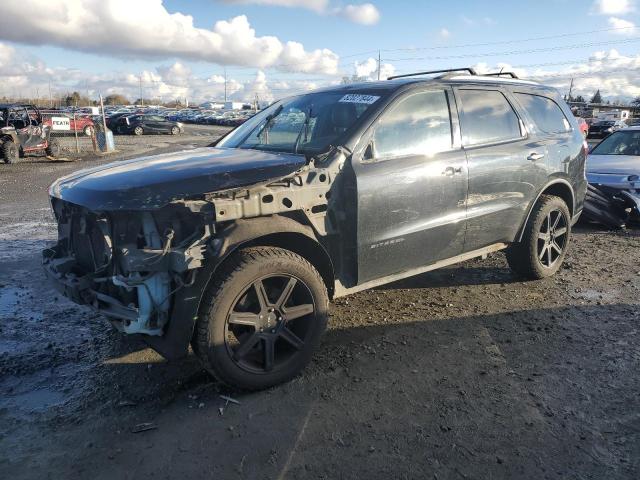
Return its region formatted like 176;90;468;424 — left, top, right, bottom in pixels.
40;109;105;155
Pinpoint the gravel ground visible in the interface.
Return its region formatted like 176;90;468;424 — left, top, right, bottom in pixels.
0;131;639;479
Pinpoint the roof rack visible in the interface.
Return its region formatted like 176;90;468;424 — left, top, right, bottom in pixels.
483;71;519;79
388;68;477;80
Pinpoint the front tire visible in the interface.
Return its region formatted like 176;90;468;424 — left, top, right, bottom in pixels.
2;140;18;164
170;126;180;135
83;125;94;136
134;126;144;136
193;247;329;391
506;194;571;279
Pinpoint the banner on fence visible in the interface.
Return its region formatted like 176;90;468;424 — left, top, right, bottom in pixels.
51;116;71;131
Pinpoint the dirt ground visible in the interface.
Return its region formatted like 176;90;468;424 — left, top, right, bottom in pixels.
0;130;639;479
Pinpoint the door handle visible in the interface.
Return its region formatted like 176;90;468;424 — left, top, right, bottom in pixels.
442;166;463;176
527;152;545;161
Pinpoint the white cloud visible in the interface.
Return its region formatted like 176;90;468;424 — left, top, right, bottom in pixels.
353;57;395;80
608;16;636;33
222;0;328;13
592;0;634;14
0;0;339;74
439;28;451;39
223;0;380;25
0;41;327;104
473;49;640;100
334;3;381;25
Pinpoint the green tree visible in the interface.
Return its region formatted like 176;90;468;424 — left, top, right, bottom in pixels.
104;94;129;105
574;95;585;103
590;90;603;104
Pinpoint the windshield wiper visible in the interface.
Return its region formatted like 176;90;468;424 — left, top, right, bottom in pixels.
294;107;312;154
255;104;283;145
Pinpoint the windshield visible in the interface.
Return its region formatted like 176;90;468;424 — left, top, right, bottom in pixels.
591;130;640;156
217;91;384;155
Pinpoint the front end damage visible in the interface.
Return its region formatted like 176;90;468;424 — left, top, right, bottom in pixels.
42;148;345;358
583;173;640;228
43;198;214;336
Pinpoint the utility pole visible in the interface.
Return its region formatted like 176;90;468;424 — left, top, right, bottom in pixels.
139;74;144;107
48;81;52;108
567;78;574;102
224;67;228;104
377;50;381;81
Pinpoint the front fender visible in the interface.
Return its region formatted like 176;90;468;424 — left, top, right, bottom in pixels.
143;215;331;360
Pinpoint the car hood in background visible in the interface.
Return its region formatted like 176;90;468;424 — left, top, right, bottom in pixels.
49;147;306;211
587;154;640;175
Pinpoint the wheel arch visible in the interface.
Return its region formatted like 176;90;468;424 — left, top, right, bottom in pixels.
516;179;575;242
213;215;335;298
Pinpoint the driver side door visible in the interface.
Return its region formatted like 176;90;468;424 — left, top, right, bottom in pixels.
352;88;469;283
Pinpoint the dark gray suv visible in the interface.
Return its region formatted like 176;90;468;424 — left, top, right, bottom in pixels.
43;68;587;390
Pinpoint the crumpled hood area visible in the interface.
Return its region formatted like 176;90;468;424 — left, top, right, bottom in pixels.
49;147;306;211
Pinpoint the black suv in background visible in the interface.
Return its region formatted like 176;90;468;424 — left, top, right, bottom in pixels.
587;120;626;139
115;114;183;135
44;68;587;390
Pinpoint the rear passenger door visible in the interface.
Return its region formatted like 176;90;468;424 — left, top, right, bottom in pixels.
354;87;468;283
512;91;574;192
454;87;545;251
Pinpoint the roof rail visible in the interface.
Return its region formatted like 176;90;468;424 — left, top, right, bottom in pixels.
483;71;519;79
388;68;477;80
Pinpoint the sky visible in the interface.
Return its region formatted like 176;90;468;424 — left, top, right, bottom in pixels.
0;0;639;104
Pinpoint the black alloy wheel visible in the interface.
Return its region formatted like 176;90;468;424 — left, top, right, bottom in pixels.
537;208;568;269
225;274;315;374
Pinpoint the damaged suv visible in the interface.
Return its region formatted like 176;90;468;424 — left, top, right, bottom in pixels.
44;68;587;390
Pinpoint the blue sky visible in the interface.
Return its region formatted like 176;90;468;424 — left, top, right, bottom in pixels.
0;0;639;102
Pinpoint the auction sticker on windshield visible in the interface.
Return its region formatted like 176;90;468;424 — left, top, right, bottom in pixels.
339;94;380;105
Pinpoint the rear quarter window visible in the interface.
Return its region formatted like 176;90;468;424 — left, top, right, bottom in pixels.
457;89;523;146
514;93;571;134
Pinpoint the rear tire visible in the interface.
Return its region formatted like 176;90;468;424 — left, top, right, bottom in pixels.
506;195;571;279
171;126;180;135
2;140;18;164
134;126;144;136
45;139;61;158
83;125;94;136
193;247;329;391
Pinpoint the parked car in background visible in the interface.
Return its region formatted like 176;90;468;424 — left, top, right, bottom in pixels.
44;68;587;390
42;113;95;136
0;103;60;163
575;117;589;138
583;127;640;227
587;120;626;139
114;114;183;135
624;118;640;127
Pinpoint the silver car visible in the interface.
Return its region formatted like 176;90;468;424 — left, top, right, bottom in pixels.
586;127;640;224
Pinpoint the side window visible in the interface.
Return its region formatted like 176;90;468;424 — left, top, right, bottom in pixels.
373;90;452;159
458;89;523;146
514;93;570;134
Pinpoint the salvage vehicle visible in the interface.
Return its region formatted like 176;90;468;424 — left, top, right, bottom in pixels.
43;68;587;390
114;114;183;136
42;113;95;136
0;104;60;163
583;127;640;227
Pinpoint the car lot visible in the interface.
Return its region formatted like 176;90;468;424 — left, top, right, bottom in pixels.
1;128;639;479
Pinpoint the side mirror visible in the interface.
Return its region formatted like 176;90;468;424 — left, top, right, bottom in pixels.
363;140;375;161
